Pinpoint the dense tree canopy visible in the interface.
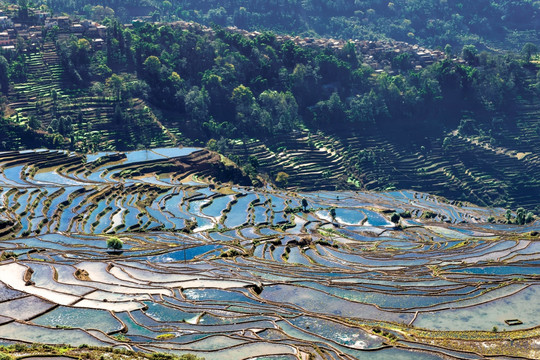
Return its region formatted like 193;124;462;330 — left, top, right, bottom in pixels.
45;19;537;143
37;0;540;51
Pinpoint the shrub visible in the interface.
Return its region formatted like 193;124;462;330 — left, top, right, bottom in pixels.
150;353;176;360
106;237;123;251
0;251;18;261
275;171;289;186
400;210;411;218
329;208;336;220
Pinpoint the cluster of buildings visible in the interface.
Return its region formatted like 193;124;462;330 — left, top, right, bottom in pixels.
355;40;448;73
171;20;450;73
0;9;107;52
0;8;450;72
245;29;450;73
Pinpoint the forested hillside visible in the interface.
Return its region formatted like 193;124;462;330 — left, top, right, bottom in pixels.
44;20;540;141
37;0;540;51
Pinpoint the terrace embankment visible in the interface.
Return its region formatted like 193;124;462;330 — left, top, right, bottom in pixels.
4;42;172;152
111;149;252;186
0;149;538;359
226;114;540;213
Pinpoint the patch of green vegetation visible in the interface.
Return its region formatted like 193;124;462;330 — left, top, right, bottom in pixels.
55;325;73;329
0;251;18;261
0;343;202;360
505;208;535;225
106;236;123;251
114;333;129;341
220;248;244;258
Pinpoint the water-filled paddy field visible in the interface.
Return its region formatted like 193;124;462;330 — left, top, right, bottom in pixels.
0;149;538;359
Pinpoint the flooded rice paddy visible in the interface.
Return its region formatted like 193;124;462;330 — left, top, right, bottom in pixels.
0;149;538;359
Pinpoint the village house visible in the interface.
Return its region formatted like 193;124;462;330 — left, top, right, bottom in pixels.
0;31;12;46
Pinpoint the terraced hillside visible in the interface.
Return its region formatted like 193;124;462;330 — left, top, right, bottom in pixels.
3;29;539;213
226;109;540;213
5;43;173;152
226;133;348;190
0;148;539;359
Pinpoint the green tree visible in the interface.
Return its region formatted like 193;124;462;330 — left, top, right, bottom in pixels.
73;39;91;68
28;116;41;130
444;44;453;57
313;92;346;125
516;207;526;225
168;71;183;91
514;208;534;225
106;74;124;101
113;104;123;124
258;90;298;133
91;5;115;21
330;208;337;221
522;43;538;63
340;41;359;65
107;237;123;251
162;0;172;14
231;84;256;129
462;45;478;64
505;209;513;223
231;84;255;107
347;91;387;123
185;87;210;123
57;116;73;136
144;56;162;78
0;56;9;94
275;171;289;186
301;198;308;212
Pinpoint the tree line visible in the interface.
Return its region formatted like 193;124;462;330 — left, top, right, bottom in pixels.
35;0;540;51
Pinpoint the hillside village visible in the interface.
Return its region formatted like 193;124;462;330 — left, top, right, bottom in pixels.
170;20;451;73
0;7;107;53
0;3;451;74
228;26;450;72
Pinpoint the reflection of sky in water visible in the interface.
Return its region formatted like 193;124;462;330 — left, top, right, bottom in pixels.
148;244;223;262
0;149;536;357
415;285;540;331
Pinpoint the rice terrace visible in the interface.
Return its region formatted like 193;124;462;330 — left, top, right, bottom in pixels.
0;0;540;358
0;148;537;359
